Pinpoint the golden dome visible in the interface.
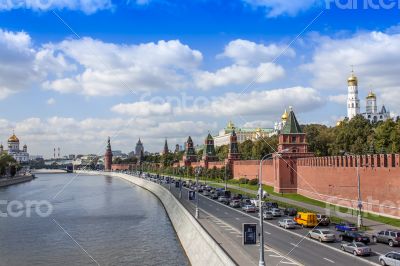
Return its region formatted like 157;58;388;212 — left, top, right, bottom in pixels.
348;72;358;86
367;91;376;99
281;109;288;121
227;120;235;129
8;133;19;142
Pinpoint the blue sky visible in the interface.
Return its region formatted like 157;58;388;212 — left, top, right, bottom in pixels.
0;0;399;157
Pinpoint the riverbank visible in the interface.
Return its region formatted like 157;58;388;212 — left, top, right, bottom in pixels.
0;174;34;187
78;170;236;266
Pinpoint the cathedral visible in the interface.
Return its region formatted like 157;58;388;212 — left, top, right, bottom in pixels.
347;71;390;123
0;132;29;163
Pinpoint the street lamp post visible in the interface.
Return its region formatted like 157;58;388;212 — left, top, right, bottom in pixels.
195;167;200;219
258;150;288;266
224;165;228;190
179;167;183;199
343;151;363;228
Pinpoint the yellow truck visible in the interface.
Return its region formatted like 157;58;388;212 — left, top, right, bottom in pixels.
294;212;318;227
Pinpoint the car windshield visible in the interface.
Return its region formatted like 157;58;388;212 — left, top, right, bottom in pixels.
355;243;366;247
321;230;331;234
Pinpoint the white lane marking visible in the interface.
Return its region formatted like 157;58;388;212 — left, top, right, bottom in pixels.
196;193;378;266
290;243;299;247
229;231;239;234
224;212;229;215
280;261;298;265
264;231;271;235
323;258;335;264
269;255;282;258
235;217;240;221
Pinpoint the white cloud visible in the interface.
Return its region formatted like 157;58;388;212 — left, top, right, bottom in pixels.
111;101;173;117
46;98;56;105
44;38;202;95
303;31;400;112
328;94;347;104
242;0;323;17
243;120;274;128
175;86;324;117
194;63;284;90
0;116;216;157
220;39;295;65
0;0;113;14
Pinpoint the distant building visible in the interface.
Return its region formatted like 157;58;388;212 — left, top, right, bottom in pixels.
0;132;29;163
213;121;275;147
162;139;169;155
104;137;112;171
346;71;390;123
135;138;144;161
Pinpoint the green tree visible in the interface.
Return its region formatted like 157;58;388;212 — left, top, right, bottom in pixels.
239;140;253;160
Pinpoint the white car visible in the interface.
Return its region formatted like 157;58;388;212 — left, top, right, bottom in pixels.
340;242;371;256
278;219;297;229
242;205;256;213
271;208;282;217
308;229;336;242
379;252;400;266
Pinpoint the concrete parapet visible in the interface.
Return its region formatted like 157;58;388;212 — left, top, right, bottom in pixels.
79;171;236;266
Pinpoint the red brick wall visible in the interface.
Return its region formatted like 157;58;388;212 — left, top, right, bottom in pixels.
111;164;131;171
232;154;400;218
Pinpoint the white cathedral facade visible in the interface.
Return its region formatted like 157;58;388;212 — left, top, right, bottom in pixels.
347;71;390;123
0;133;30;163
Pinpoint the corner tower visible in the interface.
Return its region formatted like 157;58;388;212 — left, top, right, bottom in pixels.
104;137;113;171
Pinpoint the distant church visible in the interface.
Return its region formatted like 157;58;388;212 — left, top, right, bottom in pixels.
347;70;390;123
0;132;29;163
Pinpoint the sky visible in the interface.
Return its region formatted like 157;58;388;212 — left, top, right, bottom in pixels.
0;0;400;157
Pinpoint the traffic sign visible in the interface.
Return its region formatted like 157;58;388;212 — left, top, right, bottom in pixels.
188;190;196;200
243;223;257;245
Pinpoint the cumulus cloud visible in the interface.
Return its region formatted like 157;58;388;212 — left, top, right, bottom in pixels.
0;0;113;14
111;101;173;117
46;98;56;105
175;87;324;117
43;38;202;95
0;116;216;156
194;63;284;90
328;94;347;104
220;39;295;65
242;0;323;17
303;31;400;112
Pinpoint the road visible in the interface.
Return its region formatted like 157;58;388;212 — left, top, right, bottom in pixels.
138;175;386;266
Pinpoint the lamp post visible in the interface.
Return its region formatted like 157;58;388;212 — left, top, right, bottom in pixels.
195;167;201;219
224;165;228;191
343;151;363;228
179;167;183;199
258;150;288;266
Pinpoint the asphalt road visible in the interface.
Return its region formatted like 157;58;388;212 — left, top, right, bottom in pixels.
139;174;397;266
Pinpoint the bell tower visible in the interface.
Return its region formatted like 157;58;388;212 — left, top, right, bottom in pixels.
347;69;360;120
104;137;113;171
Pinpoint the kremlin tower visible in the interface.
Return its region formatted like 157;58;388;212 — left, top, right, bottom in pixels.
104;137;113;171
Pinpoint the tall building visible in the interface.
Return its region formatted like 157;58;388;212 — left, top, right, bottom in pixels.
228;129;240;161
346;71;390;123
347;70;360;120
202;133;217;162
162;139;169;155
104;137;113;171
2;132;29;163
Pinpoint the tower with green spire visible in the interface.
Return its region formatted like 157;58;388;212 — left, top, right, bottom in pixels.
104;137;113;171
228;129;240;161
202;133;217;162
278;106;308;154
183;136;197;164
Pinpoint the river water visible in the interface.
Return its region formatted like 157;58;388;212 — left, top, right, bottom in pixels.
0;173;190;266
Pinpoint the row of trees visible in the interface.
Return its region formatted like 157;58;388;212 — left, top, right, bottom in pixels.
0;153;19;177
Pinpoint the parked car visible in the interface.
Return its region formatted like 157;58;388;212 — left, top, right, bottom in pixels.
278;219;297;229
202;190;210;196
316;214;331;226
241;199;252;207
340;242;371;256
379;252;400;266
284;208;297;216
339;231;370;244
242;204;257;213
218;196;230;204
373;230;400;247
335;222;357;232
308;229;336;242
258;210;273;220
229;200;241;208
271;208;282;217
211;193;219;200
265;202;278;210
294;212;318;227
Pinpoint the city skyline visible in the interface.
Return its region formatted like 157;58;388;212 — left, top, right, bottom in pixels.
0;1;400;156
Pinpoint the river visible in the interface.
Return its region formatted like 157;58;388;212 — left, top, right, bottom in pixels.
0;173;190;266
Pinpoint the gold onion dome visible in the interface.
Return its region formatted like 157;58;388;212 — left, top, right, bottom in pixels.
8;133;19;142
281;109;288;121
367;91;376;99
348;72;358;86
227;120;235;129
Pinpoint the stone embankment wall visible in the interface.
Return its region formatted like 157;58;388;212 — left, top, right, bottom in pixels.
79;170;236;266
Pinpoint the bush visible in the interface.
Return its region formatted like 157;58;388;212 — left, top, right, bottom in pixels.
248;178;258;185
238;178;248;184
